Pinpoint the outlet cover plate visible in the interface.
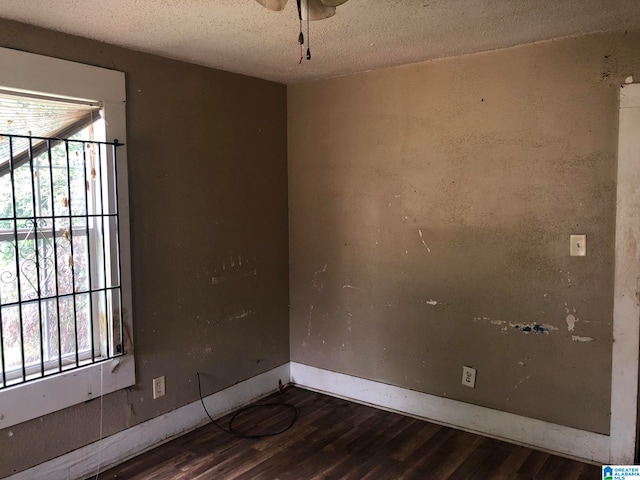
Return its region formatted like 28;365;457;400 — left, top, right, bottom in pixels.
153;376;166;399
462;366;476;388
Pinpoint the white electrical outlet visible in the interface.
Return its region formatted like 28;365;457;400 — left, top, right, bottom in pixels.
462;366;476;388
153;376;166;399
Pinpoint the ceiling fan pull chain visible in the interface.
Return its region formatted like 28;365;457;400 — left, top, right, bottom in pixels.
297;0;305;63
297;25;304;63
306;0;311;60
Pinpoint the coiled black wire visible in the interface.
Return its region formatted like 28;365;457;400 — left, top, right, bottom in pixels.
196;372;299;439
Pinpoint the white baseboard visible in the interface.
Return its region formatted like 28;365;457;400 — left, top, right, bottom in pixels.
289;362;610;464
8;363;290;480
9;360;611;479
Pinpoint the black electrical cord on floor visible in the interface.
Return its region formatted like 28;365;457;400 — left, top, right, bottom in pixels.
196;372;299;439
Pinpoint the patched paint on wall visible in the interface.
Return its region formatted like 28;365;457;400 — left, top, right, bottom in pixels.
566;313;579;331
288;31;640;435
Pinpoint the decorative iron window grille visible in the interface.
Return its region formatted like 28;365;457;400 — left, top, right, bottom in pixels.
0;133;125;389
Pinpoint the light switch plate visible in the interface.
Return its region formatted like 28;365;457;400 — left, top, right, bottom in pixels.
570;234;586;257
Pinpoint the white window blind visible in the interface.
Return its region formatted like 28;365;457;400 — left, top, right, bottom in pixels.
0;90;102;175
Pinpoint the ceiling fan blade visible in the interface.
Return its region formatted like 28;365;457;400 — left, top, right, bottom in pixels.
302;0;336;20
254;0;288;11
319;0;349;6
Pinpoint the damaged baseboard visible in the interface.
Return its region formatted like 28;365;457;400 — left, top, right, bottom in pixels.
289;362;609;464
7;363;290;480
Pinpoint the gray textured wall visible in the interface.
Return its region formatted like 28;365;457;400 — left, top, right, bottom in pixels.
288;31;640;435
0;19;289;478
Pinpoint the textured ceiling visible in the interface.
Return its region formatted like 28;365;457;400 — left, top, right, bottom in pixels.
0;0;639;84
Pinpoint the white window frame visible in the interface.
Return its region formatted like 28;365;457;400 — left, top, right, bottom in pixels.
0;47;135;429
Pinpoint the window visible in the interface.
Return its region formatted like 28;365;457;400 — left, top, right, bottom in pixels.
0;47;134;429
0;92;124;388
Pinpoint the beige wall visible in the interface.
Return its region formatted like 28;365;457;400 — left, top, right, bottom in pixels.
2;16;640;477
289;31;640;435
0;19;289;478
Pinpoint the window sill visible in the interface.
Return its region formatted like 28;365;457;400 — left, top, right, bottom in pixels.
0;355;135;430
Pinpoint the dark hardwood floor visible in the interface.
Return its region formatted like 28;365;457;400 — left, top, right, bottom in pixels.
92;387;599;480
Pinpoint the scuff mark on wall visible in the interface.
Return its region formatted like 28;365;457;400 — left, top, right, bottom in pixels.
509;322;558;334
417;229;431;252
473;316;509;334
188;345;214;359
572;335;594;342
211;268;258;285
312;264;328;292
343;284;366;292
228;310;253;321
514;374;532;389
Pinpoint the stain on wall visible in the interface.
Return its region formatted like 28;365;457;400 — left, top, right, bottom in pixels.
288;30;640;435
0;18;289;478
